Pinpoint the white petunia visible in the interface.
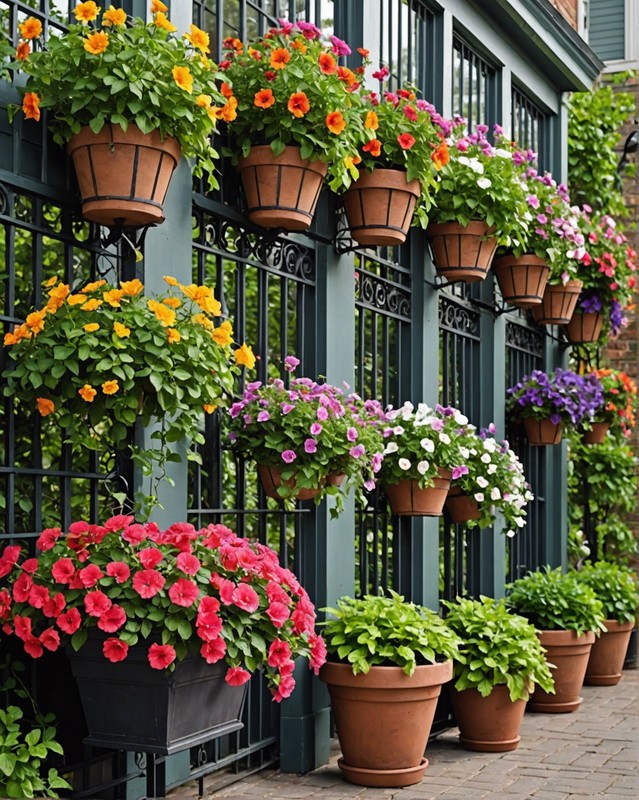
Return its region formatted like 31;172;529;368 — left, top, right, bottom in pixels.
439;432;451;444
417;460;430;475
481;453;491;463
420;438;435;453
459;447;470;459
476;476;489;489
487;464;498;475
495;147;513;159
384;442;399;454
506;530;516;538
454;412;469;425
491;487;501;501
477;177;492;189
393;426;405;435
398;458;411;471
474;492;485;502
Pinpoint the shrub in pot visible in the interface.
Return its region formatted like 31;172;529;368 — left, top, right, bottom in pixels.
319;591;460;787
443;596;555;751
574;561;639;686
506;567;605;712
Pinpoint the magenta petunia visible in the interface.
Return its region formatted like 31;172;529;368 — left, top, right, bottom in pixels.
103;637;129;663
176;551;201;575
281;449;297;463
304;438;317;454
148;642;176;670
138;547;164;569
225;665;251;686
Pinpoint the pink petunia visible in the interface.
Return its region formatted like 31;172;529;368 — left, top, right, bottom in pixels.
28;585;50;609
272;673;296;703
97;603;127;633
84;590;112;617
106;561;131;583
13;615;32;640
267;639;292;668
138;547;163;569
200;637;226;664
176;552;201;575
42;592;65;618
79;564;103;588
308;632;327;675
132;569;165;599
198;596;221;616
148;643;176;670
104;514;135;531
281;449;297;463
51;558;75;585
121;523;148;544
217;578;236;605
23;635;43;659
232;584;260;613
0;589;12;620
168;578;200;607
39;627;60;652
266;581;291;607
304;438;317;454
225;666;251;686
36;528;61;551
56;607;81;634
196;611;223;641
103;637;129;663
12;573;34;603
266;601;290;628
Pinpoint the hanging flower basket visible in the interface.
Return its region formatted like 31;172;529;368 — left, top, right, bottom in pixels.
385;469;452;516
445;486;481;524
237;146;327;231
343;169;421;247
563;309;604;344
523;418;562;446
427;220;497;283
257;464;345;502
531;280;583;325
493;254;550;308
68;125;181;228
581;421;610;445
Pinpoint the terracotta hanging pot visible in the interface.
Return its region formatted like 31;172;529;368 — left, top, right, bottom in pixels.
531;280;583;325
445;486;481;524
450;685;526;752
563;309;604;343
493;254;550;308
257;464;344;502
384;468;452;516
319;660;452;787
527;630;595;713
67;124;181;228
237;145;327;231
426;220;498;283
343;169;420;247
523;417;563;446
584;620;635;686
581;421;610;445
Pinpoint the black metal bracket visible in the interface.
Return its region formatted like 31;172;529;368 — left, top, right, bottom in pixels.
100;220;154;258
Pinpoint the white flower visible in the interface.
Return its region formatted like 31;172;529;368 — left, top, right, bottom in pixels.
417;460;430;475
474;492;485;502
477;177;492;189
393;426;405;435
439;433;451;445
481;453;491;464
476;476;489;489
420;438;435;453
491;487;501;501
454;412;468;425
459;447;470;459
495;147;512;159
384;442;399;454
515;517;525;527
459;156;484;174
487;464;498;475
506;530;516;538
398;458;411;471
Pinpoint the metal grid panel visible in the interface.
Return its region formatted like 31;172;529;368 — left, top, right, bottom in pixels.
379;0;433;91
452;36;495;130
512;85;549;171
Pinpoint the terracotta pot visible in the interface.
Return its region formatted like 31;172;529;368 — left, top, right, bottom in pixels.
237;145;327;231
582;421;610;445
427;220;498;283
319;660;452;787
450;685;526;752
343;169;420;247
257;464;344;501
585;620;635;686
493;254;550;308
68;125;181;228
564;309;604;343
523;417;562;446
531;280;583;325
445;487;481;524
384;468;452;516
528;630;595;713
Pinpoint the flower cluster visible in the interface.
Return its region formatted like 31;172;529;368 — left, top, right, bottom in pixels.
590;368;637;437
506;368;604;427
378;402;468;488
453;425;534;535
227;359;387;517
2;276;254;505
220;20;363;191
0;517;326;702
11;3;226;188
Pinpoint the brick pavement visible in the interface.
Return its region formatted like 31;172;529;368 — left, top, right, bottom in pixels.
170;670;638;800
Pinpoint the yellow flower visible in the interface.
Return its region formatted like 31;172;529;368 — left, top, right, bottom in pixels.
25;311;46;334
84;31;109;54
155;11;176;32
196;94;212;108
365;111;379;130
74;2;100;23
151;0;168;11
234;343;256;369
83;323;100;332
113;322;131;338
212;320;233;347
181;284;221;315
163;275;179;286
68;294;87;305
18;17;43;40
103;289;124;307
81;299;103;311
162;297;181;309
172;65;193;93
184;24;210;54
78;384;97;402
147;299;176;327
193;313;213;330
120;278;143;296
45;283;70;313
44;276;58;288
203;404;217;414
81;279;107;293
36;397;55;416
102;6;126;26
166;328;181;343
102;380;119;395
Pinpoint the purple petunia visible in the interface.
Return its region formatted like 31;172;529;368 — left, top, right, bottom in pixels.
281;450;297;464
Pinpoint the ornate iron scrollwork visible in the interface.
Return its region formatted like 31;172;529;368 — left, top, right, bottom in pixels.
438;295;480;337
355;269;411;320
505;321;544;356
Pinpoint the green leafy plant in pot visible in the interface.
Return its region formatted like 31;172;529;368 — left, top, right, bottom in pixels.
506;567;605;712
574;561;638;686
319;591;460;788
443;596;555;751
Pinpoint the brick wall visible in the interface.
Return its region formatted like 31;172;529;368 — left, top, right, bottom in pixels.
548;0;579;29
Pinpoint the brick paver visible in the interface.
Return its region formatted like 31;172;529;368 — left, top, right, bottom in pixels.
170;670;638;800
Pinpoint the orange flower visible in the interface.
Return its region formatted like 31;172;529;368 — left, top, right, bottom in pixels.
18;17;42;39
81;279;106;293
47;283;70;306
102;6;126;26
166;328;181;343
337;66;358;87
83;323;100;332
362;139;382;157
196;94;212;108
218;96;237;122
290;40;307;54
16;41;30;61
78;384;97;402
431;141;450;170
147;299;176;327
365;111;379;130
220;82;234;98
68;294;86;305
103;289;124;307
45;276;59;288
318;52;337;75
84;30;109;54
113;322;130;338
193;313;213;330
3;331;20;346
22;92;40;122
74;2;100;23
203;404;217;414
102;380;119;395
223;37;243;53
254;88;275;109
25;311;46;334
163;275;179;287
270;48;291;70
162;297;181;309
326;111;346;135
151;0;168;11
212;320;233;347
120;278;143;296
357;47;369;57
287;92;310;118
81;298;102;311
397;133;416;150
184;24;210;54
181;284;221;315
154;11;176;32
172;65;193;94
36;397;55;416
234;343;256;369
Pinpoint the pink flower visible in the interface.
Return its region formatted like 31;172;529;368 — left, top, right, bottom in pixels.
200;637;226;664
0;589;11;620
14;615;32;640
281;449;297;464
169;578;200;607
148;643;176;670
51;558;75;584
217;578;236;605
84;590;112;617
97;603;126;633
266;581;291;606
266;601;290;628
349;444;365;458
225;666;251;686
257;410;270;422
397;133;416;150
104;514;135;531
198;595;221;615
403;105;418;121
42;592;65;619
138;547;163;569
304;438;317;454
57;607;81;634
23;635;43;658
284;355;300;372
132;569;165;599
281;403;295;414
21;558;38;574
79;564;103;588
103;637;129;662
121;523;148;544
39;627;60;652
372;65;389;80
106;561;131;583
12;573;33;603
317;407;328;421
28;585;50;609
308;633;327;675
267;639;292;668
272;673;295;702
176;552;201;575
232;584;260;613
347;427;358;442
196;611;223;641
310;422;322;436
36;528;61;551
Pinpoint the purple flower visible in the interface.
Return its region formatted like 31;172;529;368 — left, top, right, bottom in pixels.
281;450;297;464
229;402;244;419
317;407;329;421
610;299;624;335
281;403;294;415
330;35;351;56
257;411;270;423
580;293;603;313
364;479;376;491
347;427;358;442
304;439;317;454
310;422;322;436
349;445;365;458
527;195;540;209
243;414;252;424
284;355;300;372
452;465;469;480
372;452;383;473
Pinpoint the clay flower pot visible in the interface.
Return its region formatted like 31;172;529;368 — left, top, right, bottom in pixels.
563;309;604;344
68;124;181;228
384;468;452;516
237;145;327;231
343;169;420;247
450;685;526;752
528;630;595;713
445;486;481;524
493;254;550;308
427;220;498;283
523;417;562;446
257;464;344;502
320;660;452;787
531;280;583;325
581;421;610;445
584;620;635;686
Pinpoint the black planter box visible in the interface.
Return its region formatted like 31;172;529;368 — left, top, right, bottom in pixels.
67;637;246;754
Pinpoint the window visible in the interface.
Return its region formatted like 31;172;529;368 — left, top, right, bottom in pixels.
452;36;495;130
378;0;435;94
512;86;549;171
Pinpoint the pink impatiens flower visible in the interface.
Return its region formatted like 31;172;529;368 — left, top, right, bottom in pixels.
148;643;176;670
225;666;251;686
132;569;165;599
103;637;129;663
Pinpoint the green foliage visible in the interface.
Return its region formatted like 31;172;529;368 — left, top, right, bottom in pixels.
443;596;555;701
506;566;606;635
321;591;461;676
573;561;639;624
590;517;638;565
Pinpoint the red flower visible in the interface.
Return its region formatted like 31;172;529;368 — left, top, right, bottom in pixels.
176;552;201;575
266;601;290;628
28;585;50;609
106;561;130;583
272;672;295;702
1;545;21;567
0;589;12;620
132;569;165;598
196;611;223;641
97;603;126;633
168;578;200;607
232;584;259;613
318;52;337;75
36;527;61;551
40;627;60;652
362;138;382;157
103;637;129;663
79;564;103;587
21;558;39;574
138;547;163;569
308;632;327;675
104;514;135;531
57;607;82;634
121;523;148;544
253;88;275;109
200;637;226;664
267;638;292;668
23;635;43;658
42;592;66;618
225;666;251;686
84;590;112;617
198;595;220;615
14;615;32;640
148;643;176;670
266;581;291;606
51;557;75;584
12;572;33;602
217;578;236;605
287;91;310;118
397;133;416;150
